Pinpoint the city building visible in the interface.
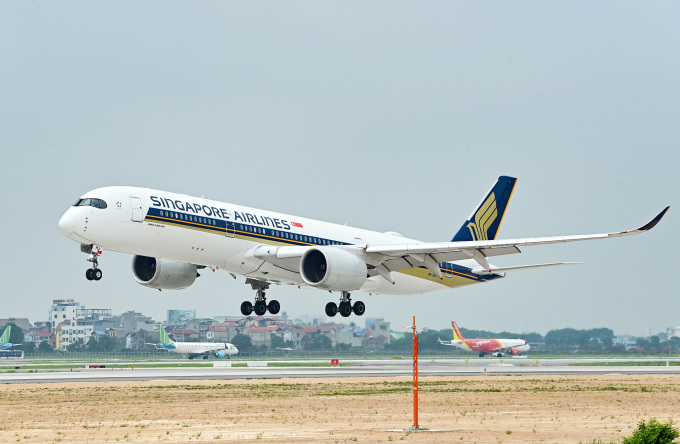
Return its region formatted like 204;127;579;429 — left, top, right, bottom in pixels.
55;319;94;350
49;300;81;332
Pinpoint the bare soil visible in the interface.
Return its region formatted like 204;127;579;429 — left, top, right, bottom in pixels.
1;374;678;443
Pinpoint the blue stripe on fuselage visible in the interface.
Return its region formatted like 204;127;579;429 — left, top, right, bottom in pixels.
143;208;492;283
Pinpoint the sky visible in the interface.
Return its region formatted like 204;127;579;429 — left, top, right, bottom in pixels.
1;2;678;337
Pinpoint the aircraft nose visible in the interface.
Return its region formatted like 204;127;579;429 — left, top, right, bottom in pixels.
233;346;239;354
58;209;75;236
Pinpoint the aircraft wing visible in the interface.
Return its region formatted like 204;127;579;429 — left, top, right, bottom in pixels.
365;207;669;275
252;207;668;281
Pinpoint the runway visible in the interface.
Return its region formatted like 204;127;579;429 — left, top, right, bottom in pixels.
2;358;680;384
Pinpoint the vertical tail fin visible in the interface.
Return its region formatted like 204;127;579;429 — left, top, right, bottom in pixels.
159;324;174;344
452;176;517;242
0;325;10;343
452;321;465;341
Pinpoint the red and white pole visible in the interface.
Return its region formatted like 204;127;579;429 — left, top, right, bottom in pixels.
412;315;419;429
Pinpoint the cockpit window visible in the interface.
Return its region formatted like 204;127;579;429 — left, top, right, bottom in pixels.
74;198;107;209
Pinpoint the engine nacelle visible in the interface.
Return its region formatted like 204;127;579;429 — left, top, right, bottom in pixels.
510;348;520;355
215;351;227;358
300;247;367;291
132;255;198;290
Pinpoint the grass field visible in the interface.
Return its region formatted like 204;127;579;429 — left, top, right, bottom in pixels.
0;374;678;443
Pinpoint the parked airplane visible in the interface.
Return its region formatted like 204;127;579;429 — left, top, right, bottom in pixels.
0;325;21;350
146;325;238;360
58;176;669;318
439;321;529;357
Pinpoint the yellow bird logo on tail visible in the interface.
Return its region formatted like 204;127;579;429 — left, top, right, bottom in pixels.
466;192;498;241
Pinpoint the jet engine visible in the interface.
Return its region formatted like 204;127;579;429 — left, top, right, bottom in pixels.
300;247;367;291
215;351;228;358
132;255;198;290
510;348;520;355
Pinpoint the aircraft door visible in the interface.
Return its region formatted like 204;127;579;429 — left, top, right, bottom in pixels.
224;212;235;237
130;197;144;222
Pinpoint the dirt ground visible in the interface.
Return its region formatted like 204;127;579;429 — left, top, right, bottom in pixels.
0;374;678;443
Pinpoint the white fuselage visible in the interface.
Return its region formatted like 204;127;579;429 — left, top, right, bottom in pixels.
58;186;493;295
167;342;238;356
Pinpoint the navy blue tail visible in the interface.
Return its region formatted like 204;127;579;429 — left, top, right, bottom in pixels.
451;176;517;242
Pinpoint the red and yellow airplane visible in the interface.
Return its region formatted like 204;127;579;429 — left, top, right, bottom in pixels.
438;321;530;357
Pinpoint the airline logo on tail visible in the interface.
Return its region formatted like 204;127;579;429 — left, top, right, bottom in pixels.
451;321;465;341
0;325;10;343
0;325;17;350
467;193;497;241
451;176;517;243
157;325;176;350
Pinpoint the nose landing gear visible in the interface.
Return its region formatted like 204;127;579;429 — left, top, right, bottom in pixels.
241;279;280;316
82;244;103;281
325;292;365;318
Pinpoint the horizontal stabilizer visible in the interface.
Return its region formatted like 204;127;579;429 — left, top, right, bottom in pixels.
471;262;580;275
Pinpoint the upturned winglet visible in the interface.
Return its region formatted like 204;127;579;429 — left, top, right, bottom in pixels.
636;206;670;232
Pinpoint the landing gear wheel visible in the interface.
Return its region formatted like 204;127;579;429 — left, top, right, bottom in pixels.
86;269;94;281
243;279;274;317
93;269;102;281
202;355;208;360
325;302;338;317
479;352;484;358
353;301;365;316
189;356;194;360
240;301;253;316
254;300;267;316
339;302;352;317
268;300;280;315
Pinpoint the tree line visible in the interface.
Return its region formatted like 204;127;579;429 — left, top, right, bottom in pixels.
2;322;679;355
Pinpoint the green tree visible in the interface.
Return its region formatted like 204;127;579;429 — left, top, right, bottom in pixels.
86;336;99;352
20;341;36;354
271;335;294;349
650;335;660;353
38;340;53;353
300;334;313;350
668;337;680;354
334;342;352;352
310;334;332;351
636;337;650;353
99;336;117;352
385;336;411;352
67;339;86;352
230;334;253;353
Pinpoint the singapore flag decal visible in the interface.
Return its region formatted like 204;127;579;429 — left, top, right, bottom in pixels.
291;221;303;228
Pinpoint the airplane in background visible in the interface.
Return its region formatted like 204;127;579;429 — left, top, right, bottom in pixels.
438;321;530;357
58;176;669;318
0;325;21;350
146;325;238;360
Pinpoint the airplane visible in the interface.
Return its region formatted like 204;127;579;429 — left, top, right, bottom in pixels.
438;321;530;357
58;176;669;318
0;325;21;350
146;325;239;360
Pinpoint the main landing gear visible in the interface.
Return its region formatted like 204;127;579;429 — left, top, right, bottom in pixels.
325;291;365;318
81;244;103;281
241;279;280;316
